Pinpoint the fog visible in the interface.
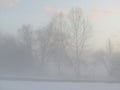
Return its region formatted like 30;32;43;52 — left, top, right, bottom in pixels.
0;8;120;82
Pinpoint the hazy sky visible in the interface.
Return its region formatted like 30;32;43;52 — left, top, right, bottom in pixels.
0;0;120;50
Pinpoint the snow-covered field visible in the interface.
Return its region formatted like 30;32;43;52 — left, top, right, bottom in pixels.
0;80;120;90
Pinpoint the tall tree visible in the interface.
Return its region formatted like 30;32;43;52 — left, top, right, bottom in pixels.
36;22;54;72
36;12;69;75
68;8;92;77
48;13;69;75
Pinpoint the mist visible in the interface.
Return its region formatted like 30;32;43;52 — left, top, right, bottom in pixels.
0;8;120;82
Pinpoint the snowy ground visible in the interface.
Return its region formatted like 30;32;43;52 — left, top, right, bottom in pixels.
0;80;120;90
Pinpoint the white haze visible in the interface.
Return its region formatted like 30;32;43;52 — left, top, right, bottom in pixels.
0;8;120;82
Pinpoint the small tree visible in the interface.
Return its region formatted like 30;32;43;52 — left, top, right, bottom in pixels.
105;39;113;74
107;39;120;80
18;25;35;72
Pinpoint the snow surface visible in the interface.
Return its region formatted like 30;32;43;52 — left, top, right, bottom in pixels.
0;80;120;90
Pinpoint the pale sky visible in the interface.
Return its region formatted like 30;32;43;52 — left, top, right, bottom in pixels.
0;0;120;50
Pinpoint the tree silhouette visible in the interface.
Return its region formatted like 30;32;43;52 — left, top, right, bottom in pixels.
68;8;92;77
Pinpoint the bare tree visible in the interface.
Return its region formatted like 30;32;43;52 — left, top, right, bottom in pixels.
36;22;54;72
68;8;92;77
105;39;113;74
36;13;69;75
18;25;35;72
106;39;120;79
49;13;69;75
